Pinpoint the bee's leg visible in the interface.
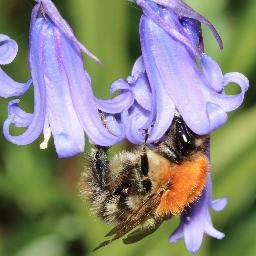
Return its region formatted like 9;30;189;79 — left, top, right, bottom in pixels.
122;218;163;244
139;129;152;193
140;152;152;193
90;145;110;189
79;146;110;218
140;150;149;176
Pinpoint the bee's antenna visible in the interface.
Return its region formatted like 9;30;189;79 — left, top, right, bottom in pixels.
140;129;150;177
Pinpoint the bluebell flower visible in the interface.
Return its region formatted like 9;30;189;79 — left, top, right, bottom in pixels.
2;0;133;157
133;0;249;139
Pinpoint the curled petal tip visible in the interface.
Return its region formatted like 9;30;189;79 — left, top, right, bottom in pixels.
0;34;18;65
215;232;225;240
223;72;249;93
205;226;225;240
169;224;184;243
211;198;228;212
169;235;181;243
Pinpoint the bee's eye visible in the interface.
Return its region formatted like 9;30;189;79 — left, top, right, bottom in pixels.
175;117;195;155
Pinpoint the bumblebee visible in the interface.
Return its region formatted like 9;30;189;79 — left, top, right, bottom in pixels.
79;114;209;250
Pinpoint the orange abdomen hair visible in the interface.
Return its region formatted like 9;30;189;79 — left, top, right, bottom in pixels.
155;152;208;216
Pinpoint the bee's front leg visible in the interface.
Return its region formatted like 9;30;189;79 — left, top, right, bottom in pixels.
79;146;110;212
89;145;110;189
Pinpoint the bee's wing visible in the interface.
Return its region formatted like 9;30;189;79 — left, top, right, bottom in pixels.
122;218;163;244
93;189;164;251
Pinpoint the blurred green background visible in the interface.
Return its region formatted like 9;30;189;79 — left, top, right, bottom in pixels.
0;0;255;255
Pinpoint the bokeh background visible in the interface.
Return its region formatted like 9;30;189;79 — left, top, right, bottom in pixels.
0;0;255;255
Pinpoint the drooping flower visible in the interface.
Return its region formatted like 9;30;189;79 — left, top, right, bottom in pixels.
2;0;133;158
132;0;249;141
170;175;228;253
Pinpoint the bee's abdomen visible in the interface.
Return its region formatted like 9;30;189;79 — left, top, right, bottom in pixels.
155;152;208;216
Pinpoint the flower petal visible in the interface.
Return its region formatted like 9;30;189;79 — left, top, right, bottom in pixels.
0;35;31;98
113;59;152;112
147;74;175;143
96;90;134;114
151;0;223;49
201;53;223;92
201;72;249;112
184;219;204;254
110;79;131;94
132;74;152;111
169;223;184;243
118;54;175;143
0;34;18;65
204;220;225;240
59;21;124;146
37;0;101;63
4;99;33;128
211;198;228;212
42;22;85;158
0;68;31;98
4;6;46;145
140;14;211;135
219;72;249;111
105;115;125;138
127;56;145;83
206;102;228;132
136;0;197;55
180;17;204;53
124;103;151;144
